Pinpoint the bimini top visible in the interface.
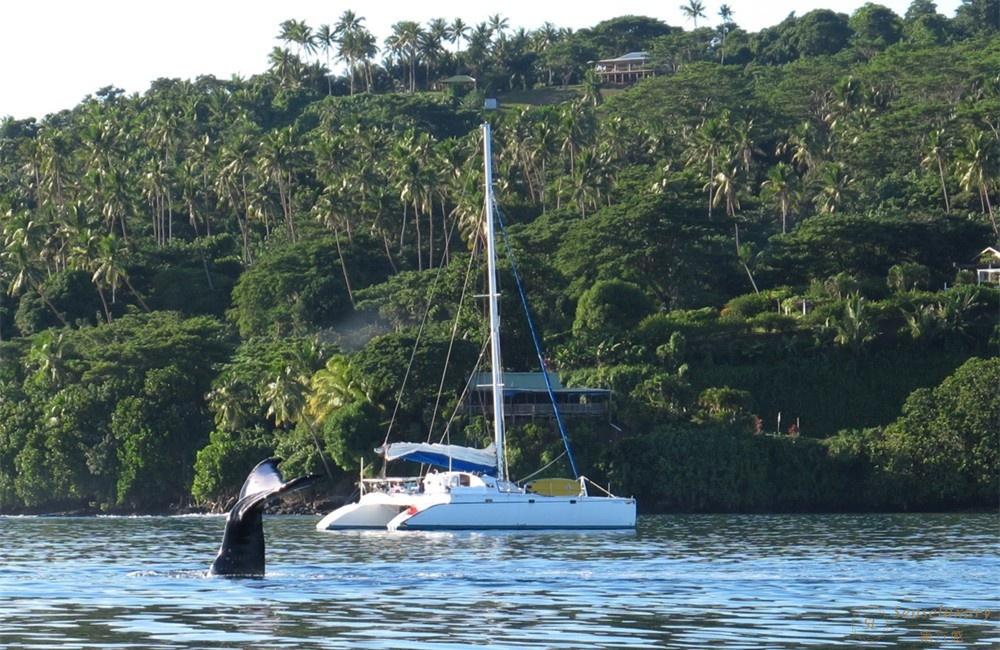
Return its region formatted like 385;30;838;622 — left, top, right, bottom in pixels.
376;442;497;475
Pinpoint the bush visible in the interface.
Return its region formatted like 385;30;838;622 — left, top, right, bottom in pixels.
887;262;932;292
573;280;654;341
722;288;793;319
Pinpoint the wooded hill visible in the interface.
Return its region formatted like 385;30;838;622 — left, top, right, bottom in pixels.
0;2;997;513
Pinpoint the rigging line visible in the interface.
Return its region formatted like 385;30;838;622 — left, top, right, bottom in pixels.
380;231;453;449
437;335;490;445
426;238;481;442
515;450;567;485
494;201;579;479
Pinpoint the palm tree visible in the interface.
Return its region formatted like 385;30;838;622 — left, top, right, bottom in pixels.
91;234;150;312
813;162;856;214
718;4;735;63
532;22;559;85
449;18;471;58
831;294;876;352
278;19;316;58
305;355;368;426
681;0;707;28
488;14;510;41
420;23;447;88
258;127;306;241
685;116;730;219
581;69;603;107
264;365;308;429
711;164;742;217
2;212;70;327
777;122;821;175
316;24;336;95
267;47;304;90
761;163;799;233
956;130;997;236
215;128;258;261
386;21;423;92
921;128;952;213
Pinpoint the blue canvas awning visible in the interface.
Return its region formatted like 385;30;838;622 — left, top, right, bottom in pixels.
377;442;498;476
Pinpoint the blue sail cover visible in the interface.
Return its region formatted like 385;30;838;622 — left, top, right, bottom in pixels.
377;442;498;476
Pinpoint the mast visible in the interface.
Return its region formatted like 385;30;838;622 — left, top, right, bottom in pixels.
482;122;507;481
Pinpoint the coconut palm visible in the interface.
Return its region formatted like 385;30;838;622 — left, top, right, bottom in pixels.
718;4;735;63
813;162;856;214
316;24;336;95
761;163;800;233
685;116;730;218
267;47;304;90
777;122;821;175
305;355;368;426
90;233;150;312
681;0;707;27
711;164;742;217
2;212;70;327
488;14;510;40
448;18;470;54
420;23;447;88
386;21;423;92
956;130;997;235
277;19;316;58
264;365;308;429
258;127;306;241
921;127;952;213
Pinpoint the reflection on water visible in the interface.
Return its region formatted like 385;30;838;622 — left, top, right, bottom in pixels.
0;514;996;648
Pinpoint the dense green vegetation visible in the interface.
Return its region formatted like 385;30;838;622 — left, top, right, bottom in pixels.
0;1;997;513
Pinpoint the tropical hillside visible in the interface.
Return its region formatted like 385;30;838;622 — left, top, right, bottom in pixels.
0;2;997;514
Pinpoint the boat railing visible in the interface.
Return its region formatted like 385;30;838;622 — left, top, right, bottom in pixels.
359;477;422;496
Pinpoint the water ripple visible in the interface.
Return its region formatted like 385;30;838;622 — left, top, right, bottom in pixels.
0;513;997;648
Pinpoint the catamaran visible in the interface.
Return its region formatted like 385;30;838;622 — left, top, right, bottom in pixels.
315;121;636;532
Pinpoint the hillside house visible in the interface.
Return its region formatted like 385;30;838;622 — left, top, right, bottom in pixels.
594;51;654;85
974;246;1000;284
466;372;610;421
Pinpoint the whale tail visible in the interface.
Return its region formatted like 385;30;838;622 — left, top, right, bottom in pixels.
209;458;319;576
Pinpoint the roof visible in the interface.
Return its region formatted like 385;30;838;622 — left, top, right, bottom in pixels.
441;74;476;84
475;371;563;391
597;51;650;64
472;372;610;395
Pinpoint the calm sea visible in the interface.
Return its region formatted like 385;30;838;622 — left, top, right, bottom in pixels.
0;514;996;648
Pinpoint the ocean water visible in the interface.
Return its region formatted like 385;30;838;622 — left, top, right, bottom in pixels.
0;513;996;648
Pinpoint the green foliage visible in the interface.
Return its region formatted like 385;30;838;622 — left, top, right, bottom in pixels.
881;356;999;507
229;235;390;338
572;280;653;342
556;195;737;308
607;425;844;512
722;288;792;319
887;262;932;292
850;3;904;55
0;312;230;512
759;213;990;287
0;13;997;514
14;270;101;335
191;428;272;505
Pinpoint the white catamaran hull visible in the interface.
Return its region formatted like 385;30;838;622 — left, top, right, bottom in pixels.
389;495;636;531
316;472;636;532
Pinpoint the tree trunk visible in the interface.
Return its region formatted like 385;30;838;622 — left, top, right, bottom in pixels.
937;155;950;213
333;226;355;307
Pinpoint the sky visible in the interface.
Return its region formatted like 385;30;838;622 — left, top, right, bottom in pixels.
1;0;962;120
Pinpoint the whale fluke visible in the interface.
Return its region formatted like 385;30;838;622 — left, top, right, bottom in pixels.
209;458;318;577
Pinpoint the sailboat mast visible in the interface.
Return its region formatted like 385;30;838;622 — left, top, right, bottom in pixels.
482;122;507;481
